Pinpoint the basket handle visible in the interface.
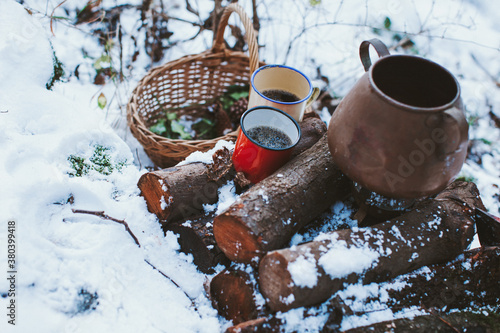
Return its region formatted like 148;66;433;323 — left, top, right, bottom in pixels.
212;3;259;75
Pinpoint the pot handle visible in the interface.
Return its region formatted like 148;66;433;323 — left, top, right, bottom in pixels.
443;107;469;155
305;87;321;109
359;39;390;72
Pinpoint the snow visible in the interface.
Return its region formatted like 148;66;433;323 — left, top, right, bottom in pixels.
258;189;270;204
177;140;235;166
335;281;424;331
288;251;318;288
276;306;329;333
203;180;239;215
1;0;500;332
318;241;380;279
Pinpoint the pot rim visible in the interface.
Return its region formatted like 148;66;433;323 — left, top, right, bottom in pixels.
368;54;461;113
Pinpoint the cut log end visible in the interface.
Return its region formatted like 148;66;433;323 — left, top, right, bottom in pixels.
213;213;263;263
210;269;257;324
137;172;172;220
258;252;294;312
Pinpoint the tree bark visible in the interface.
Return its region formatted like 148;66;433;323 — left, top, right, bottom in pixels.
339;311;500;333
322;246;500;331
138;117;327;223
475;207;500;246
138;163;220;222
220;247;499;333
258;181;484;312
213;135;352;264
386;245;500;311
290;116;327;159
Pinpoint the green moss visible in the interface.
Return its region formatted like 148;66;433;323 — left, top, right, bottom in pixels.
89;145;114;175
46;48;65;90
76;289;99;313
68;155;90;177
68;144;127;177
456;175;477;183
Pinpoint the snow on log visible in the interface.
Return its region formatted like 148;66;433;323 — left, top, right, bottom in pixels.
138;117;327;223
339;311;500;333
163;214;229;273
213;135;351;264
258;181;484;312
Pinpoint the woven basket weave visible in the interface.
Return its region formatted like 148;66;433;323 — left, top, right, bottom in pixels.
127;4;262;168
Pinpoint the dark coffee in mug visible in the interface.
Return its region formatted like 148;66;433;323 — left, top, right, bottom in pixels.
261;89;301;103
247;125;292;149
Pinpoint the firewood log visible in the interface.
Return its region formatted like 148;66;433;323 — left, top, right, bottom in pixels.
163;214;229;274
258;181;484;312
474;207;500;246
223;246;499;333
138;117;327;223
138;163;220;222
209;268;259;324
385;245;500;311
322;246;500;331
339;311;500;333
290;116;327;159
213;135;351;264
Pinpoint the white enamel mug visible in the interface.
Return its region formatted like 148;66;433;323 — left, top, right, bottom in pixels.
248;65;320;122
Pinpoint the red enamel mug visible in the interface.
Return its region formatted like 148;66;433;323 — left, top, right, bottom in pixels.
232;106;301;183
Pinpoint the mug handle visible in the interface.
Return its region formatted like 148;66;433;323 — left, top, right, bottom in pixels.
443;107;469;155
359;39;391;72
305;87;321;109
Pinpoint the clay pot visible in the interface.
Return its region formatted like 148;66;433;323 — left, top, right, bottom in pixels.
327;39;468;198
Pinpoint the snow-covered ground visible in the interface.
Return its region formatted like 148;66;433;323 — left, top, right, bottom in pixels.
1;0;499;332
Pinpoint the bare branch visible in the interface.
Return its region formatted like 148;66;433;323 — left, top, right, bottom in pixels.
144;259;195;304
71;209;196;304
471;53;500;88
185;0;199;16
71;209;141;247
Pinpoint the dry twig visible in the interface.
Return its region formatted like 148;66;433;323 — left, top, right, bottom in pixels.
71;209;196;302
50;0;68;35
72;208;141;247
471;53;500;88
427;308;461;333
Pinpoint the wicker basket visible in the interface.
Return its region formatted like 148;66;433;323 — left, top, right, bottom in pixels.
127;3;262;168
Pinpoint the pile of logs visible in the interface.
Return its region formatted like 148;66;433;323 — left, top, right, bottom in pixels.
137;115;500;332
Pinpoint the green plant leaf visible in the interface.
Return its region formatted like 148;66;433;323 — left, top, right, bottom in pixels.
480;138;492;145
97;92;107;110
94;54;112;70
229;91;249;101
219;85;250;112
456;175;477;183
384;17;392;30
192;118;216;139
149;118;168;135
171;120;192;139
